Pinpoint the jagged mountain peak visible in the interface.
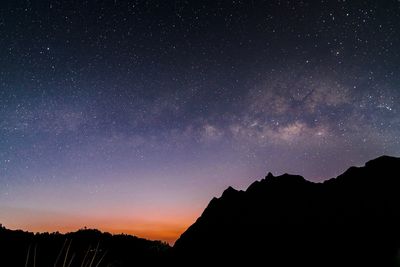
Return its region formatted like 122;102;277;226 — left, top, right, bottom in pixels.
174;156;400;267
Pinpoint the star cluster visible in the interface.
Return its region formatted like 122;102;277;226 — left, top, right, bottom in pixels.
0;0;399;243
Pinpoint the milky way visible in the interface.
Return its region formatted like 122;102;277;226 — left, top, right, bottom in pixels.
0;0;399;243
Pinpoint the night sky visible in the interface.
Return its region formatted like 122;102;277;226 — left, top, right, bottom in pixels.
1;0;400;244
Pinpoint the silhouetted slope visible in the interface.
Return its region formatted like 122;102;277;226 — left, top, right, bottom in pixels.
174;156;400;266
0;226;170;266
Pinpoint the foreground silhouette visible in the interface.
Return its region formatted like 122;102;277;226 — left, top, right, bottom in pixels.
0;227;170;266
174;156;400;266
2;156;400;266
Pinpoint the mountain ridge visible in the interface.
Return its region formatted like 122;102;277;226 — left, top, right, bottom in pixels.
174;155;400;266
214;155;398;199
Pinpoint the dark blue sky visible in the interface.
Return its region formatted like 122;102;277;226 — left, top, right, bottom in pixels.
1;0;399;243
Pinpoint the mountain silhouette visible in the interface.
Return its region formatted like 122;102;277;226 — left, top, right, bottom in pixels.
3;156;400;266
174;156;400;266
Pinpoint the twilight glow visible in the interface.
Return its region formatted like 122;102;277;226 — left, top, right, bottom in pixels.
1;1;400;244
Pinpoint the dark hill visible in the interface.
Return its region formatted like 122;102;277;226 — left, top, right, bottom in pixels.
0;226;170;266
174;156;400;266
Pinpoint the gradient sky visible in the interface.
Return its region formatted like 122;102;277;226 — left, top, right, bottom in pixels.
1;0;400;244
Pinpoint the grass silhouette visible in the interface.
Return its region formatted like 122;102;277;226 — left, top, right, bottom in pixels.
25;239;107;267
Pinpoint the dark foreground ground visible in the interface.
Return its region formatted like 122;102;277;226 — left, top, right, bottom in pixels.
0;226;170;266
2;156;400;266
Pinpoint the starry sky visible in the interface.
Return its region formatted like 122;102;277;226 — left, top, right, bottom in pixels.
1;0;400;244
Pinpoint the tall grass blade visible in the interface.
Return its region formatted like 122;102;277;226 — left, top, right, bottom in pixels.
25;244;31;267
62;239;73;267
33;244;37;267
88;242;100;267
95;251;107;267
80;245;91;267
54;239;68;267
66;253;75;267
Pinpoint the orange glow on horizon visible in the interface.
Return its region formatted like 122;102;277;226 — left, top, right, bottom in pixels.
7;224;189;245
0;189;206;245
1;208;200;245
